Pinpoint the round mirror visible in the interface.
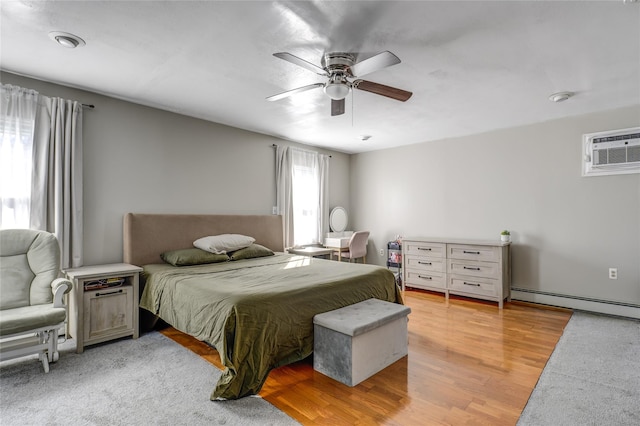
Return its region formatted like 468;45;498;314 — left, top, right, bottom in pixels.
329;206;348;232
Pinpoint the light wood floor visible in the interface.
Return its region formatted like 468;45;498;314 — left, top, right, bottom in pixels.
160;290;572;425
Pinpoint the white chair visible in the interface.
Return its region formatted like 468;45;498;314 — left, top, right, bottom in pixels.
0;229;72;372
335;231;370;263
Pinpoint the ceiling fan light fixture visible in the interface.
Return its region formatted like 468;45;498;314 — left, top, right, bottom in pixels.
269;50;412;116
48;31;85;48
324;81;350;100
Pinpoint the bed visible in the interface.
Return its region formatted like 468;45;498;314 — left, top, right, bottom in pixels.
123;213;402;400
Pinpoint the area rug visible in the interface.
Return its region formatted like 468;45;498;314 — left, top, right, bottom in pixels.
0;332;300;425
518;311;640;425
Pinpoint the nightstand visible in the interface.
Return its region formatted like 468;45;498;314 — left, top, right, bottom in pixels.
65;263;142;353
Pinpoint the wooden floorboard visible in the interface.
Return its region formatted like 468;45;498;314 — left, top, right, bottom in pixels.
160;289;572;425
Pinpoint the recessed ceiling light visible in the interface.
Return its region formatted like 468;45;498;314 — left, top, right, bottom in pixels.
48;31;85;48
548;92;574;103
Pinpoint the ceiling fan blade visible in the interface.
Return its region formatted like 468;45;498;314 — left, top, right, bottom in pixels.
349;51;401;77
353;79;413;102
273;52;329;76
331;99;345;116
266;83;324;102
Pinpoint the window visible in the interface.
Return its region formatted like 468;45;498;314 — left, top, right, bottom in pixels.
0;85;38;229
292;159;320;246
276;146;329;248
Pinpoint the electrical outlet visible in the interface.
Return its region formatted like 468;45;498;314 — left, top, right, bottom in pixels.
272;206;278;215
379;249;384;256
609;268;618;280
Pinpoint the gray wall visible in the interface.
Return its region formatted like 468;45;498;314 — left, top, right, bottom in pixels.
2;72;351;265
5;71;638;309
350;105;640;306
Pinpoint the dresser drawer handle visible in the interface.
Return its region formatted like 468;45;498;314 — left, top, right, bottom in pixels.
463;266;481;271
463;282;481;287
418;261;432;265
417;247;432;251
463;250;481;255
418;275;433;280
95;289;123;297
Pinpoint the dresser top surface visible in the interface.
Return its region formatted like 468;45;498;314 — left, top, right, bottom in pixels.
403;237;511;247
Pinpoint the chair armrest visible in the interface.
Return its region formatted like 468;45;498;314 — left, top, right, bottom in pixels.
51;278;72;308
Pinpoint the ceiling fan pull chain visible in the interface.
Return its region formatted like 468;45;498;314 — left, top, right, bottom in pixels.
352;91;354;127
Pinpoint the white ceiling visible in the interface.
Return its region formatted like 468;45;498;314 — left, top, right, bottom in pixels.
2;1;639;154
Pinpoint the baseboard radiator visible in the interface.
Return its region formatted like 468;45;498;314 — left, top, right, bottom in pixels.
511;288;640;320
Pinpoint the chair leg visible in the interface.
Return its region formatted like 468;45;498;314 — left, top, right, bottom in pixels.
37;329;60;364
37;331;51;373
48;328;60;363
39;351;50;373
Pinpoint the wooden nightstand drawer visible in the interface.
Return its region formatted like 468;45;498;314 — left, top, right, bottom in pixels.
83;286;134;340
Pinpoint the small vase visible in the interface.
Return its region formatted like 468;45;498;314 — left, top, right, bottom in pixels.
501;235;510;242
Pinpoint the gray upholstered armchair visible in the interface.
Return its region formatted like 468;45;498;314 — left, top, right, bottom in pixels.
0;229;72;372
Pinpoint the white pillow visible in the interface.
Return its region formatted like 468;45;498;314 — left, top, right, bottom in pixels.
193;234;255;254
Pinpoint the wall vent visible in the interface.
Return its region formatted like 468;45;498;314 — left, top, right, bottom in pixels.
582;127;640;177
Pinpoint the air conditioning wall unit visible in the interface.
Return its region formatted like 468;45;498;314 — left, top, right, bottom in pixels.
582;127;640;177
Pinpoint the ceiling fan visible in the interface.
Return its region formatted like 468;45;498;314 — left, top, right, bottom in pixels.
267;50;413;116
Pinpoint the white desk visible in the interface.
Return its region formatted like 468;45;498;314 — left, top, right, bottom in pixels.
324;232;353;261
324;236;352;249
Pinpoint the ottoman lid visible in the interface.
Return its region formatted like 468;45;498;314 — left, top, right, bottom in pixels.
313;298;411;337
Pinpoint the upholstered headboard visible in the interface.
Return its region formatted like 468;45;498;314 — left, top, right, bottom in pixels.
123;213;284;266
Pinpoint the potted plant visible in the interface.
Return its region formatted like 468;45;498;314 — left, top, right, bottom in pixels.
500;230;511;242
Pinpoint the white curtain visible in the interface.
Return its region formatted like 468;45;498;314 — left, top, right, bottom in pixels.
1;84;83;268
0;85;39;229
276;145;329;248
276;145;294;248
31;96;83;269
318;153;329;241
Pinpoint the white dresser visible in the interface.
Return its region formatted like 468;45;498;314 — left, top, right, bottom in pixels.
402;238;511;308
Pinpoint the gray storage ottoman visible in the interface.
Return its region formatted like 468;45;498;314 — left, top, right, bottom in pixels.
313;298;411;386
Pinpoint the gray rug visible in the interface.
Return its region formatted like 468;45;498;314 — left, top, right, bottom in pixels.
518;311;640;425
0;332;300;425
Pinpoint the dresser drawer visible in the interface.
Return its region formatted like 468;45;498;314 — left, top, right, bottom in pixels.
448;275;497;297
404;241;446;258
405;255;446;272
405;270;446;290
448;259;499;279
448;244;499;262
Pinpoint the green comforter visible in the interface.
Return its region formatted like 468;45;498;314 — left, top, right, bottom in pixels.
139;253;402;400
